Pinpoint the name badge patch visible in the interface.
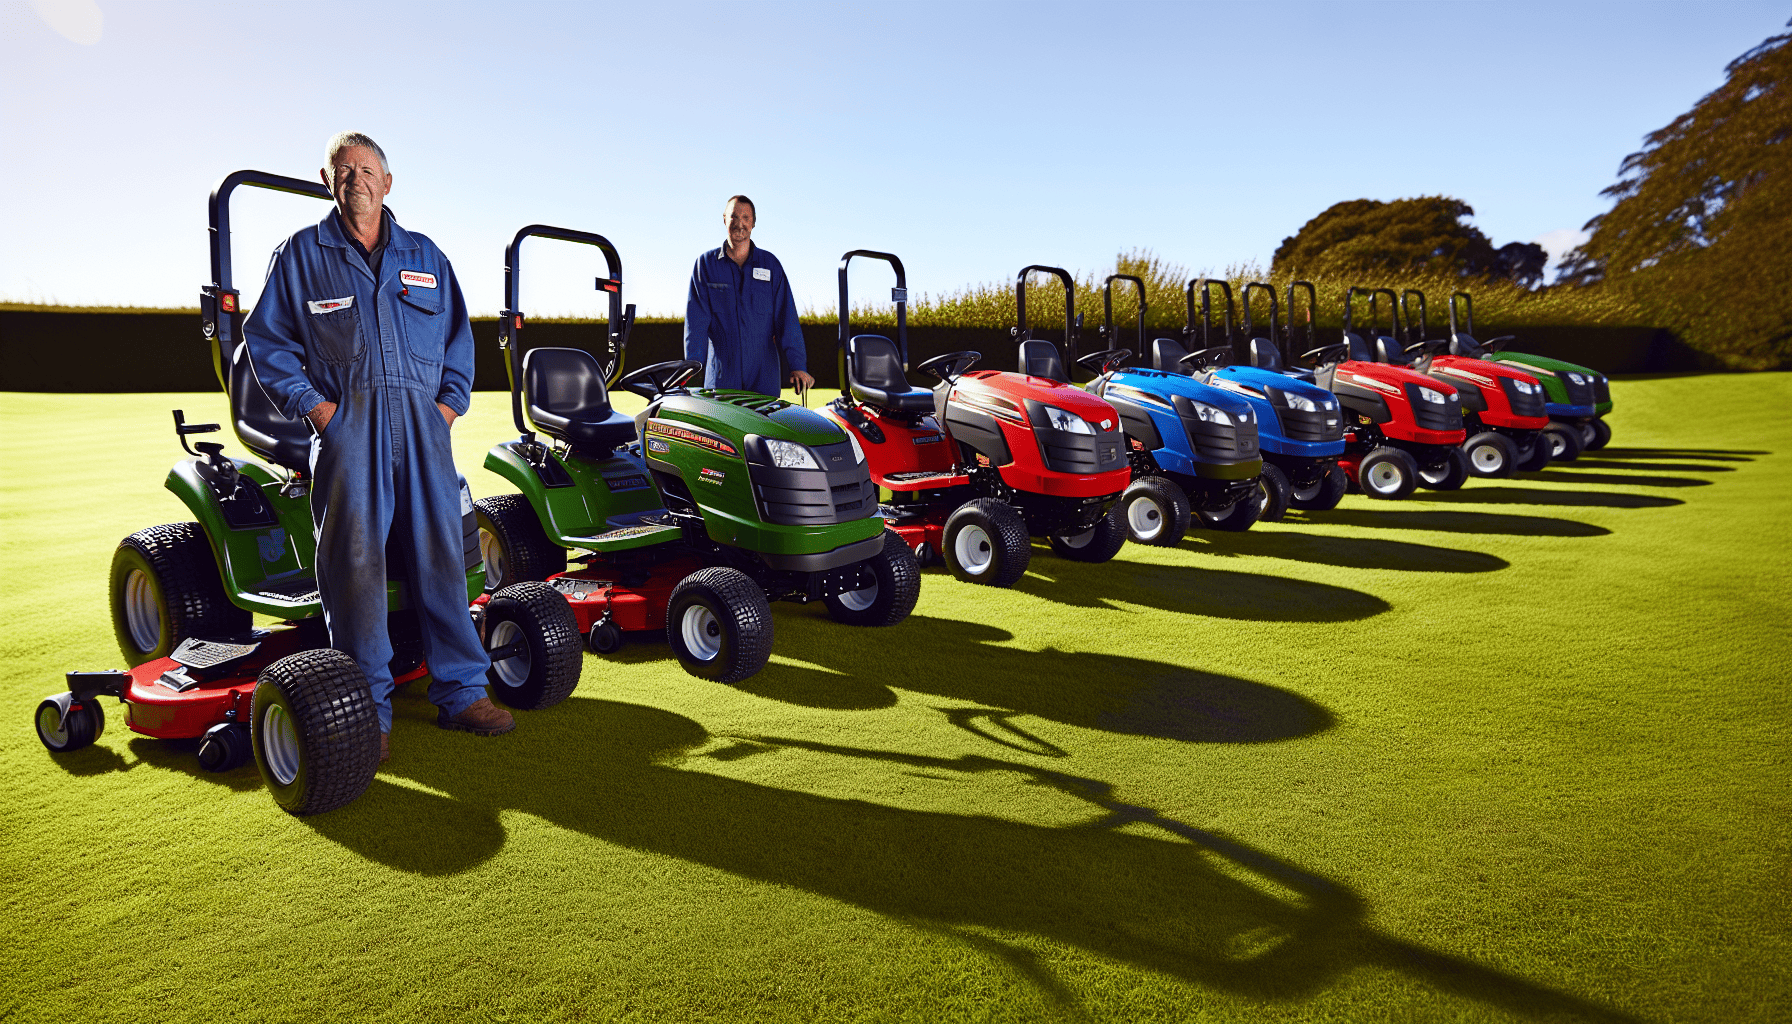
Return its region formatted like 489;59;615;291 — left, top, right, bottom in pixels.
306;296;354;314
752;267;772;282
400;271;437;289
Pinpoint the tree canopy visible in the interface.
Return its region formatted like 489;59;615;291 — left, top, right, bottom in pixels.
1271;196;1548;287
1558;24;1790;368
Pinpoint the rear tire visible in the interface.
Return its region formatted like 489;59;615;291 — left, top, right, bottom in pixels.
1419;447;1471;491
942;499;1031;587
475;494;563;593
1256;464;1292;523
1543;424;1583;463
1119;476;1190;546
1049;507;1128;562
824;530;921;626
1359;447;1420;500
109;523;250;667
1515;432;1552;473
35;698;104;753
1199;488;1264;532
251;649;379;816
1587;418;1612;450
1288;463;1347;512
483;581;584;710
1463;431;1517;478
666;568;773;684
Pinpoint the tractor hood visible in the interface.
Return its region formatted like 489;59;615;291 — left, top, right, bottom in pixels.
653;390;848;447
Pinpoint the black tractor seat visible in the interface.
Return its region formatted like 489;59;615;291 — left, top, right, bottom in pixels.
1371;335;1410;365
1245;336;1283;371
231;343;311;473
1018;338;1067;382
1450;333;1487;358
523;346;638;453
847;334;933;414
1342;331;1376;363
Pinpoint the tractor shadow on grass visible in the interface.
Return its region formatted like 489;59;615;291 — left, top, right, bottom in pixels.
1522;470;1710;489
1414;487;1684;509
122;736;264;792
1594;447;1764;461
369;699;1645;1023
1005;553;1392;622
745;614;1333;744
1183;529;1509;573
1283;509;1610;537
302;775;507;876
1572;458;1736;474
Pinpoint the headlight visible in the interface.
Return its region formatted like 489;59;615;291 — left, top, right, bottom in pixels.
1282;392;1318;413
1044;406;1095;434
764;438;819;469
846;430;865;464
1416;387;1447;405
1189;402;1232;425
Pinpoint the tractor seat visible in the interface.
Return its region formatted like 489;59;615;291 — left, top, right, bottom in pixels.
523;346;637;453
1450;333;1486;358
1018;339;1067;382
846;334;932;413
1151;337;1191;374
1371;335;1411;365
1246;336;1283;371
231;343;311;472
1342;331;1375;363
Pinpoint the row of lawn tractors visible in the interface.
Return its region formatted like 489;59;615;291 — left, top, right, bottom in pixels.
33;168;1617;817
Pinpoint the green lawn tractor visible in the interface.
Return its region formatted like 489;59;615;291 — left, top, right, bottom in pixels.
474;226;920;685
1449;291;1613;458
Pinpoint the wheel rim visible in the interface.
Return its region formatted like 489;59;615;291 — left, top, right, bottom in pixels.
37;704;68;746
1367;460;1404;494
1056;527;1096;549
836;578;878;611
1470;444;1504;473
123;569;160;653
1548;432;1567;457
681;604;722;661
1291;479;1321;501
479;529;506;589
1127;497;1164;540
1580;424;1596;446
1255;479;1272;514
488;619;530;687
261;702;301;787
954;524;994;575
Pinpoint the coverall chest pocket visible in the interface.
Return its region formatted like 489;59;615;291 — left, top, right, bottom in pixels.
307;303;364;365
746;276;775;316
398;289;444;367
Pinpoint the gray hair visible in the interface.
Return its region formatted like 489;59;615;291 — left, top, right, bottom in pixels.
324;132;389;174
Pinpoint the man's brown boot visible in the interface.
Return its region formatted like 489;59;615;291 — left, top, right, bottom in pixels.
438;697;515;736
379;732;391;763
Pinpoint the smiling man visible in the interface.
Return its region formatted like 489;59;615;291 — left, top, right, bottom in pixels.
243;132;508;764
683;195;813;397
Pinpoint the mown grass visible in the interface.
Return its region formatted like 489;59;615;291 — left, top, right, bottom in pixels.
1;376;1788;1023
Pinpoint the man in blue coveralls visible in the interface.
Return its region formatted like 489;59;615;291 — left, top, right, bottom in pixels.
684;195;814;397
245;132;510;765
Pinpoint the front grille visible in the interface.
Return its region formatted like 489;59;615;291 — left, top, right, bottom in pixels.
1405;384;1464;432
1036;432;1125;474
1500;376;1546;418
748;438;877;525
1274;404;1344;442
1592;376;1611;404
1561;374;1594;406
1172;395;1260;460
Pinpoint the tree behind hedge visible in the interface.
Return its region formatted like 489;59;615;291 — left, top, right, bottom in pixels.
1270;196;1548;287
1558;25;1790;369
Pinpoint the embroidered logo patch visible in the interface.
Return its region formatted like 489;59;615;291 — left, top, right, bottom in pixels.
400;270;437;289
306;296;354;314
753;267;772;282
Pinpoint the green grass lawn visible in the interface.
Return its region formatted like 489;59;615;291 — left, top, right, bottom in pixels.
2;376;1787;1023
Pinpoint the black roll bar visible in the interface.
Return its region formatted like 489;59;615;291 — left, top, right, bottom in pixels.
1401;289;1430;348
1286;280;1318;353
837;250;908;396
1345;285;1399;337
499;225;633;437
1241;281;1281;360
1014;265;1079;372
1449;291;1475;337
202;170;333;392
1185;278;1235;350
1102;274;1146;355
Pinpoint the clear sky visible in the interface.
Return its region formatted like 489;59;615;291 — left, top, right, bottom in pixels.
2;0;1783;319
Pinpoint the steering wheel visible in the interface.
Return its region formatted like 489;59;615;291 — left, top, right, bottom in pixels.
1404;338;1448;355
615;359;702;400
915;350;981;382
1075;348;1133;376
1484;335;1516;353
1300;342;1351;366
1177;346;1233;373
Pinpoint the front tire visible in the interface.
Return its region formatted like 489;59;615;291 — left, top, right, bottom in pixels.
484;581;583;710
1543;424;1584;463
1463;431;1517;478
109;523;250;667
1199;489;1264;532
251;649;379;816
1419;447;1471;491
1288;463;1347;512
824;530;921;627
35;698;104;753
666;568;773;683
1256;464;1293;523
1359;447;1420;500
1587;418;1612;450
1515;432;1552;473
475;494;563;593
942;499;1031;587
1119;476;1190;546
1049;507;1128;562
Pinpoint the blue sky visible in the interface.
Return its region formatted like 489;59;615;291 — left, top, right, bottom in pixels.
2;0;1783;318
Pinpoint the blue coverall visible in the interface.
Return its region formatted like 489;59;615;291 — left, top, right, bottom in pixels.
683;244;807;396
244;209;490;733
